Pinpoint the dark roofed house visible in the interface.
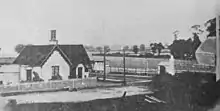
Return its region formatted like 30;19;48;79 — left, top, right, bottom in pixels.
0;57;19;85
0;57;16;65
13;44;91;82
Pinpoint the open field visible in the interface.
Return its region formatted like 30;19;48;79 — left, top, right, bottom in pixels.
105;74;152;82
93;56;215;73
91;72;153;83
92;56;168;69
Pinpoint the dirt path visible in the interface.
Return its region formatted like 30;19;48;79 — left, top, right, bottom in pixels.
4;86;152;104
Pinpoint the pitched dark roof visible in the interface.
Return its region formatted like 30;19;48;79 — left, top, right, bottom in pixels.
58;45;91;68
13;44;91;68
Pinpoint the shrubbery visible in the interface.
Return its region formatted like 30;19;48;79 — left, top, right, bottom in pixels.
149;72;218;110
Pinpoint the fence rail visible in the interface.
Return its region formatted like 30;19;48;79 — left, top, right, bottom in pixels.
108;63;215;75
0;77;97;93
109;67;158;74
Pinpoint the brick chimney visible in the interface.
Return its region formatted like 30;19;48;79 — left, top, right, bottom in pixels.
49;30;58;45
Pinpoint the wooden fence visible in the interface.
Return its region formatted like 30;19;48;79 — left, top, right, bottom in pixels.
108;67;157;75
0;77;97;93
174;64;215;73
109;64;215;75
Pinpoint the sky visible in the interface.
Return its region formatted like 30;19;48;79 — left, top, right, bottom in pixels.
0;0;216;56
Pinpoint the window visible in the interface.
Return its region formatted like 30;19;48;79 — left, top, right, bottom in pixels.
52;66;59;76
26;69;32;81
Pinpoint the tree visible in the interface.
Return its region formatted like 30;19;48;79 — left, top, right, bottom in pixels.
150;43;157;55
132;45;139;54
150;43;164;56
104;45;110;53
157;43;165;56
123;45;129;51
192;33;201;59
190;24;202;59
139;44;145;52
169;39;193;59
205;18;216;37
173;30;180;40
96;46;103;54
191;25;204;35
15;44;25;53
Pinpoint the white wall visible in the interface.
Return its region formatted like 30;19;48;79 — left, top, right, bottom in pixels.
0;73;19;85
20;65;27;81
76;64;85;78
93;62;104;71
0;65;20;85
42;50;70;81
76;64;89;79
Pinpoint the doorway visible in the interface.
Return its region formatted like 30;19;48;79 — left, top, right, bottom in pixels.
78;67;83;78
26;69;32;81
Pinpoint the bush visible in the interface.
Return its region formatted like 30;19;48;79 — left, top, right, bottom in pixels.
50;75;63;81
149;72;218;109
33;71;44;82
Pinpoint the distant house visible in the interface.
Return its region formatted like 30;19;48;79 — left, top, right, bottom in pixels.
91;60;110;73
13;44;91;82
0;57;16;65
160;48;171;55
88;53;110;73
0;57;19;85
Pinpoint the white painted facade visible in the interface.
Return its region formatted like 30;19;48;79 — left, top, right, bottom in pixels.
42;50;70;81
0;49;91;84
93;62;104;71
18;50;90;82
76;64;89;79
0;65;20;85
158;57;175;75
19;50;70;82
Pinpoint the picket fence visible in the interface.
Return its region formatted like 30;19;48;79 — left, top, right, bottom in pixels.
0;77;97;93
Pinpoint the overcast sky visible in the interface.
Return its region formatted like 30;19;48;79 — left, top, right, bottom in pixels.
0;0;216;56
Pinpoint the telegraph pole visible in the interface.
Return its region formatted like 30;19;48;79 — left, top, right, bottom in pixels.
103;46;106;81
216;8;220;81
123;49;126;85
102;19;106;81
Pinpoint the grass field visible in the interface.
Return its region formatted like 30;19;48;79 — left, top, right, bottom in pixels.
93;56;215;73
93;56;168;69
